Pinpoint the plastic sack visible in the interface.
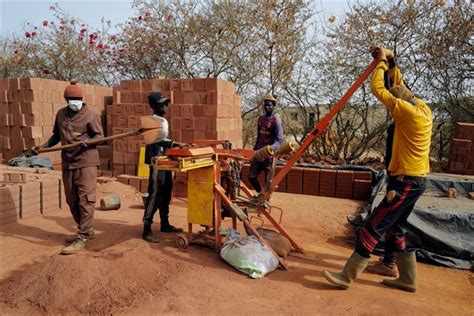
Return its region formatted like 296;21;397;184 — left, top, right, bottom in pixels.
220;228;278;278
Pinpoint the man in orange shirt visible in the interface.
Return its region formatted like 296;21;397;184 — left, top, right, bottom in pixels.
323;47;432;292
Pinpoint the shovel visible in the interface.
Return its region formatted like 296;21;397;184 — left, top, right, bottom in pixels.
33;116;168;154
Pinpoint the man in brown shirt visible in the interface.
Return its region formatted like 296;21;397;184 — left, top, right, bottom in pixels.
31;81;104;255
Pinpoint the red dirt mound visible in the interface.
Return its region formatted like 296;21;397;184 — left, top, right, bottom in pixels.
0;245;187;314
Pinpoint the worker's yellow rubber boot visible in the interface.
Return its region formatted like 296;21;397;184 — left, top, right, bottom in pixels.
322;252;369;289
382;251;417;292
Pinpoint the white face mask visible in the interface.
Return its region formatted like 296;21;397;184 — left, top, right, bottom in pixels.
68;100;83;112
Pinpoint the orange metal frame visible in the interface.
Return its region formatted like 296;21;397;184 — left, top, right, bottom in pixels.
261;60;379;199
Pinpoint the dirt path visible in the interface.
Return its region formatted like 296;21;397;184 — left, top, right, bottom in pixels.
0;183;472;315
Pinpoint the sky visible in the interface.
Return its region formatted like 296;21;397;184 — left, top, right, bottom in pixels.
0;0;353;36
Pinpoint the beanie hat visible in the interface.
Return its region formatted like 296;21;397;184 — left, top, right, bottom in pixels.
389;85;415;103
64;81;84;99
148;92;170;106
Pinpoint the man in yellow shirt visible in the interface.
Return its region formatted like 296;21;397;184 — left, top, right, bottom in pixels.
323;47;432;292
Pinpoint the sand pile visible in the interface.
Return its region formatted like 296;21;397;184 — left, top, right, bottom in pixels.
0;247;187;314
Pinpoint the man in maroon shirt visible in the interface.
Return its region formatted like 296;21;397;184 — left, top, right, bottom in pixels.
30;82;104;255
248;94;284;192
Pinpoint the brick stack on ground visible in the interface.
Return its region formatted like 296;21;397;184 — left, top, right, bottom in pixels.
108;77;243;177
0;165;66;226
241;165;373;200
0;78;112;168
447;122;474;175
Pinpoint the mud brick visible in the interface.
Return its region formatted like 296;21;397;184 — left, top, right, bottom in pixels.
112;115;127;128
140;177;149;193
116;174;130;185
140;79;152;92
112;104;123;115
100;158;111;171
21;202;41;217
9;78;20;90
180;79;193;92
170;117;182;130
454;123;474;140
113;151;124;164
354;171;372;181
302;168;319;195
127;116;140;128
274;166;287;192
4;173;27;183
20;126;42;138
180;104;193;117
25;114;43;126
0;79;8;90
193;131;205;139
128;176;141;191
19;181;41;199
192;78;206;92
182;118;194;130
123;152;139;165
193;92;207;105
42;192;60;208
207;91;223;105
0;185;20;203
101;170;113;177
193;104;205;117
353;179;372;200
181;131;193;142
169;104;181;117
170;130;181;141
173;181;188;198
120;104;134;115
452;147;471;156
169;79;181;91
124;164;136;175
112;91;121;104
21;90;42;103
286;168;303;194
12;114;26;126
98;145;112;158
8;102;20;115
113;164;125;176
151;79;170;91
0;211;19;225
319;169;337;197
173;91;185;104
193;117;207;131
121;92;132;103
204;131;218;140
204;78;226;92
336;170;354;199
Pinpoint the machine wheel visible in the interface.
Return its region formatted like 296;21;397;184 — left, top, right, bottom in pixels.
176;234;189;249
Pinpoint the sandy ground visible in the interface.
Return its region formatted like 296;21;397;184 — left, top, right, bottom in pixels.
0;181;472;315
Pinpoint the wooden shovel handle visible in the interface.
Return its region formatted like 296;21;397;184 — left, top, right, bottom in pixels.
37;129;141;153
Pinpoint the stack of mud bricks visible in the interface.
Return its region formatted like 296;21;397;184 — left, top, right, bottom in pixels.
0;78;112;169
0;165;66;226
241;165;373;200
108;77;243;177
447;122;474;175
116;174;149;193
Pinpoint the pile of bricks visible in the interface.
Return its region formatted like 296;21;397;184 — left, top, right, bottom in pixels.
0;78;112;168
241;165;373;200
0;165;66;226
447;122;474;175
116;174;148;193
107;77;242;176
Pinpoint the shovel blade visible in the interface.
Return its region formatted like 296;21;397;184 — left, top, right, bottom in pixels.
140;116;168;144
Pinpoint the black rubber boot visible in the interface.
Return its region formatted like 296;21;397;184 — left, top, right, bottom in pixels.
142;223;160;243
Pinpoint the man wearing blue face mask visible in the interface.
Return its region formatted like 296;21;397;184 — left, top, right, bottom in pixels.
29;81;104;255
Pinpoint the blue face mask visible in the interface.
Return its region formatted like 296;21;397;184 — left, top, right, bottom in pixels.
68;100;83;112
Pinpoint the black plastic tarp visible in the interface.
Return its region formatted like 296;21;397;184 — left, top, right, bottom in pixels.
351;172;474;270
